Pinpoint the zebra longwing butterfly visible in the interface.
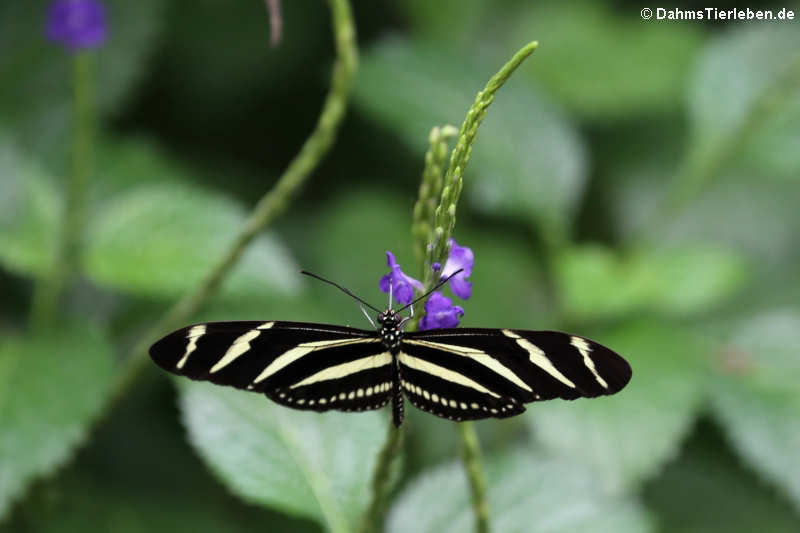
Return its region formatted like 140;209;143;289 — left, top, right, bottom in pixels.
149;271;632;426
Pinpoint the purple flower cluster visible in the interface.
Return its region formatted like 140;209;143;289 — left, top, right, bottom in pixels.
45;0;107;51
379;252;424;306
379;239;473;330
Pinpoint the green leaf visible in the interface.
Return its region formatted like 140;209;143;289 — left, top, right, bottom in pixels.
0;136;60;277
739;97;800;182
510;1;703;119
6;378;320;533
710;310;800;511
387;450;654;533
178;381;388;533
527;321;706;493
0;1;165;169
645;420;800;533
0;323;114;519
556;244;747;322
682;24;800;194
83;181;299;299
354;38;587;231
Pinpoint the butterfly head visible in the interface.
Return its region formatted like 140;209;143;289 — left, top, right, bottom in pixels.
376;309;402;328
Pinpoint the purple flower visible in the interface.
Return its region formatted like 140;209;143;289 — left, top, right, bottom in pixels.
379;251;424;305
419;292;464;330
441;238;473;299
45;0;108;51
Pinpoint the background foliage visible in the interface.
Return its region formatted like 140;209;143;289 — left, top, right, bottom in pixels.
2;1;800;532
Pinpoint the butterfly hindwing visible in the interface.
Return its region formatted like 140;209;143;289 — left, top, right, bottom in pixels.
149;321;392;413
399;328;631;420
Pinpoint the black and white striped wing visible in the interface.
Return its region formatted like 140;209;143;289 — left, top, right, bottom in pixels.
399;328;631;421
149;321;393;413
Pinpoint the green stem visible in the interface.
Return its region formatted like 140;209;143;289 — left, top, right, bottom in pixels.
408;43;539;532
423;41;538;291
459;422;490;533
359;423;404;533
30;52;93;329
108;0;358;406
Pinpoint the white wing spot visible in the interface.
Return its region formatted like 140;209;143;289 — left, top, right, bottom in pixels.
571;336;608;388
502;330;576;388
176;325;206;369
210;329;261;373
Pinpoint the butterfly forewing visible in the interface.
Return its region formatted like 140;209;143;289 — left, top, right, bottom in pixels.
149;321;393;413
398;328;631;420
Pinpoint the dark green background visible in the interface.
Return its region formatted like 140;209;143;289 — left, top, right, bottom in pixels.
2;1;799;532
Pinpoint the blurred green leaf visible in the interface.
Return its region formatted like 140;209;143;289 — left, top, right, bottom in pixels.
83;181;299;299
354;38;587;231
556;244;747;321
6;377;320;533
178;381;388;533
448;227;549;330
528;322;706;493
739;97;800;181
0;322;114;519
682;24;800;194
307;188;413;296
91;137;187;202
0;0;164;169
0;136;60;278
387;450;654;533
511;1;702;119
710;310;800;511
644;420;800;533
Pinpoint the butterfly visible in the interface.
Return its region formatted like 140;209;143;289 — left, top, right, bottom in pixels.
150;270;631;426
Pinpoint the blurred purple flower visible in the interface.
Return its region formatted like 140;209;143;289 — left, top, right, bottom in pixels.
45;0;107;51
379;251;424;305
441;238;473;299
419;292;464;330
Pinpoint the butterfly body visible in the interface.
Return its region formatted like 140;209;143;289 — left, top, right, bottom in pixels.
149;309;631;426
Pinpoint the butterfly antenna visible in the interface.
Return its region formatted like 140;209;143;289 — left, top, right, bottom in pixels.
300;270;382;313
397;268;463;313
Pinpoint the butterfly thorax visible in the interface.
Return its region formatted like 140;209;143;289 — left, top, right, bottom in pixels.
376;309;403;355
